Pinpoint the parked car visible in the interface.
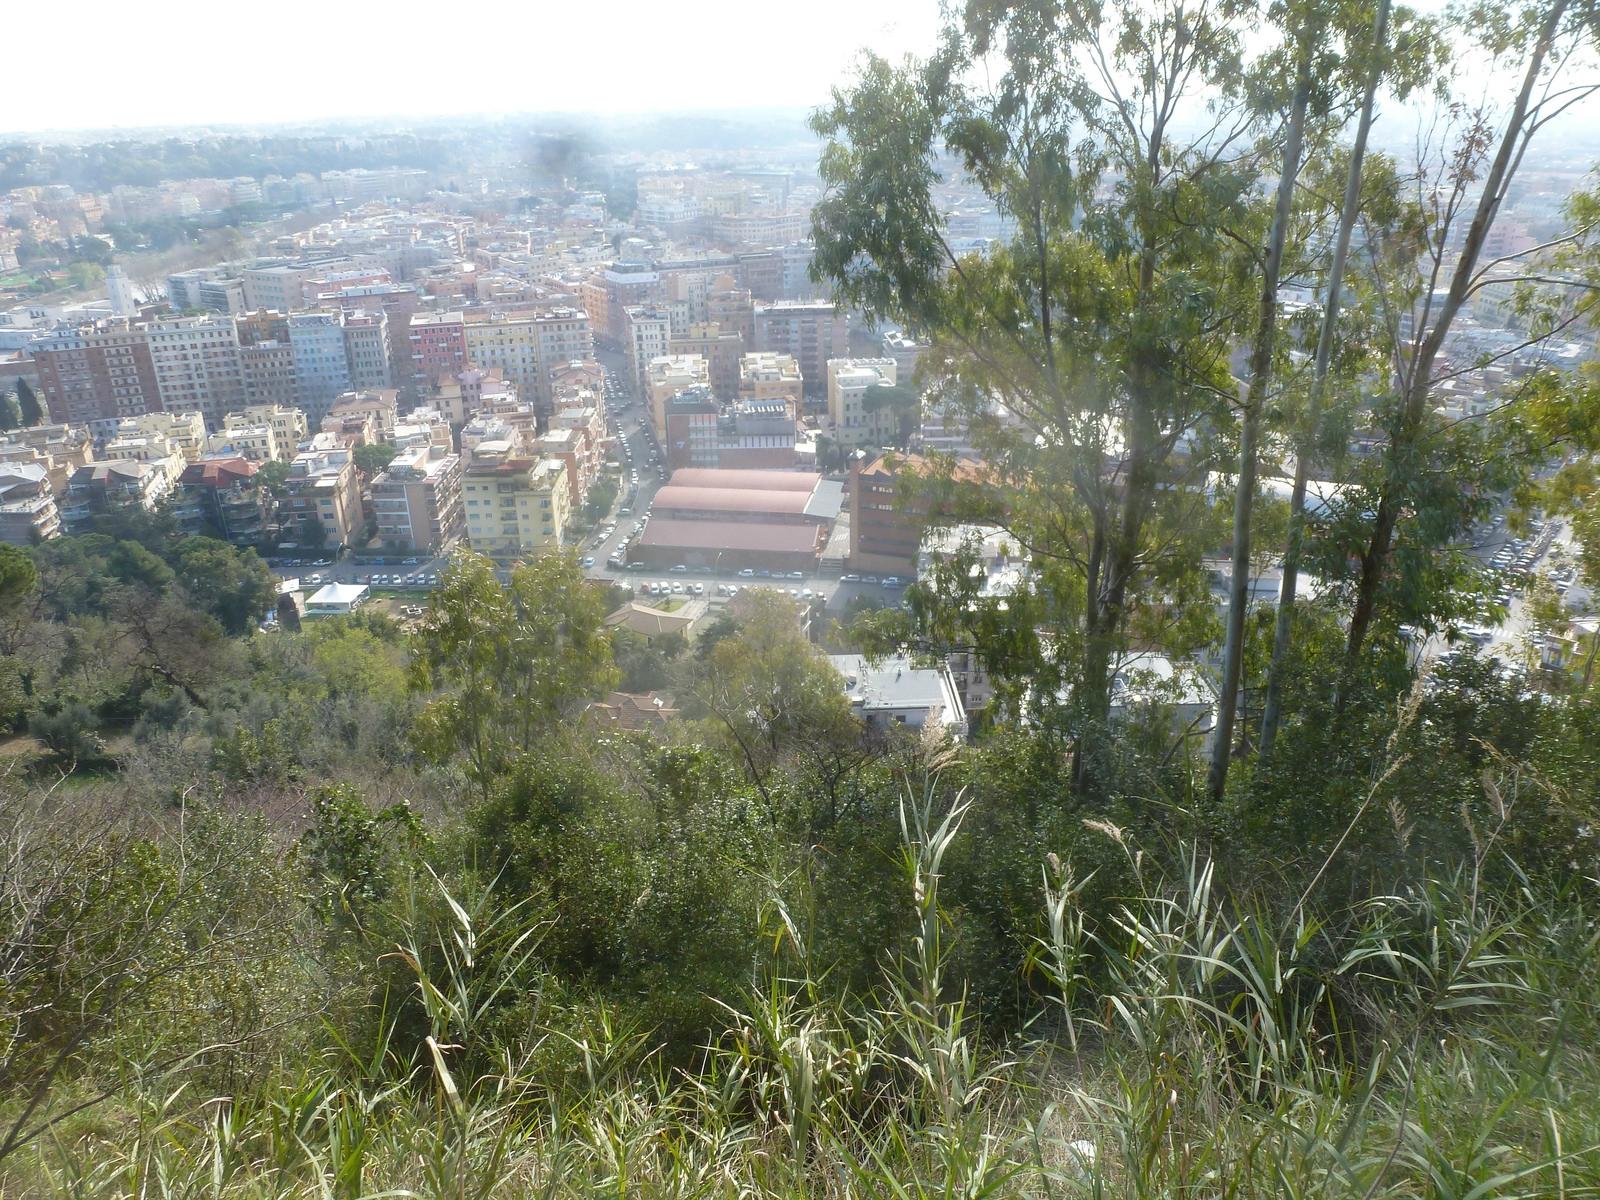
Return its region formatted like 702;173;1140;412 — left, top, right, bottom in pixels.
581;556;595;567
863;575;880;585
671;582;685;595
841;573;860;582
738;568;755;578
788;570;805;579
691;582;704;595
882;576;903;587
670;564;688;574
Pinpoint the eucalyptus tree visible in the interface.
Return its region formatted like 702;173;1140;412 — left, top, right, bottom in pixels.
1340;0;1600;677
1215;0;1444;788
812;0;1265;791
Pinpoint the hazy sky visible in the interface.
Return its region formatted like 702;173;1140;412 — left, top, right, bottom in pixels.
5;0;942;135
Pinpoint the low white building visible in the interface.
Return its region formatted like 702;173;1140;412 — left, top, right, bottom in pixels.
830;654;967;739
305;582;369;616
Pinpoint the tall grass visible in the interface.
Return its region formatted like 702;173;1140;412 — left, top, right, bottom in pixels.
8;770;1600;1199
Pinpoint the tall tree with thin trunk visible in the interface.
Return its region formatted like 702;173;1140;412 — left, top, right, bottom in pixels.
1259;0;1394;758
1209;23;1317;802
1342;0;1596;679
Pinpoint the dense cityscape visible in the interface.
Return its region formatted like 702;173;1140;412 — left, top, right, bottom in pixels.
3;0;1600;1195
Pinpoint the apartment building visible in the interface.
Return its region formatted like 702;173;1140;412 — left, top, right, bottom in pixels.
282;447;362;548
589;262;662;342
754;302;848;399
663;388;798;472
287;312;353;427
370;445;465;553
31;319;163;433
645;354;709;441
462;447;570;557
392;406;452;453
0;463;61;545
322;390;399;446
111;410;208;463
739;351;803;407
242;257;363;312
827;358;899;448
145;314;246;430
624;304;672;398
61;459;170;532
341;308;393;390
175;457;268;547
712;210;808;248
409;310;468;391
668;322;744;400
0;424;95;495
708;283;756;345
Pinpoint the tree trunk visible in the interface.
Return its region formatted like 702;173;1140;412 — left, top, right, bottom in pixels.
1260;0;1391;759
1343;0;1568;680
1208;46;1313;804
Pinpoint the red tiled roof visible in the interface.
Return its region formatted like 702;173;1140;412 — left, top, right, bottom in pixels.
636;518;822;552
667;468;818;492
653;485;813;516
181;457;259;488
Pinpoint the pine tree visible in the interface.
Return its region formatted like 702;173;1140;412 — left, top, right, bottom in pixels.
14;378;43;427
0;393;17;433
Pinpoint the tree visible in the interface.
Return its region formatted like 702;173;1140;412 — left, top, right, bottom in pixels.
411;550;616;799
170;538;275;637
687;589;858;810
0;546;35;613
257;460;290;496
0;393;17;433
14;379;43;428
275;591;301;633
1341;0;1599;679
353;442;398;478
812;0;1260;792
1260;0;1396;758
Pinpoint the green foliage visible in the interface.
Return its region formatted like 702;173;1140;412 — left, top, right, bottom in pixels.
352;441;398;477
13;378;42;427
412;550;617;796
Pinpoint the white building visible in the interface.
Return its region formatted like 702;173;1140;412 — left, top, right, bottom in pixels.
829;653;967;739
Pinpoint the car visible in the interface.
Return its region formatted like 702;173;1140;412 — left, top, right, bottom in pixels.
755;569;771;579
840;573;860;582
627;561;647;571
619;507;632;516
671;582;685;595
581;556;595;568
715;584;729;596
788;570;805;579
882;576;903;588
426;575;437;586
863;575;880;585
738;568;755;578
726;586;740;598
690;582;704;595
789;589;801;598
670;564;688;573
802;588;814;599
